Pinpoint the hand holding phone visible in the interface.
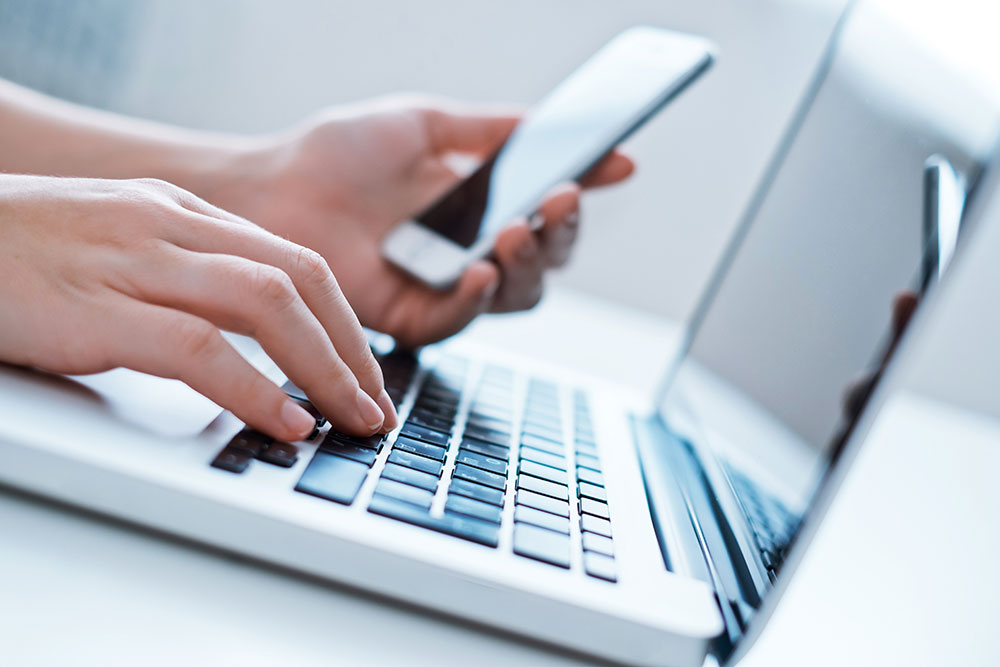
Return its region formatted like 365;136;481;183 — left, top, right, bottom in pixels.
382;26;715;289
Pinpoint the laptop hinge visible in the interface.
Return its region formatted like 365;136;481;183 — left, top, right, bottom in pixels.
631;415;753;656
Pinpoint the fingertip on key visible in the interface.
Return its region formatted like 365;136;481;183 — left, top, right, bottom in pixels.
357;388;385;432
376;388;399;432
281;398;317;440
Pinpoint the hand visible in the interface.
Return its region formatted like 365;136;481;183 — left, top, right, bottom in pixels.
0;175;396;440
202;96;634;347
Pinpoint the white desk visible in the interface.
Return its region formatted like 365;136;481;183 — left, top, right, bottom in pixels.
2;289;998;666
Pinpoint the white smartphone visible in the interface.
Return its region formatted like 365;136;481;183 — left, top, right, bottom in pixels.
381;26;715;289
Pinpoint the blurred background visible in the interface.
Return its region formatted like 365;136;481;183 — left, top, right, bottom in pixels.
0;0;848;321
0;0;998;331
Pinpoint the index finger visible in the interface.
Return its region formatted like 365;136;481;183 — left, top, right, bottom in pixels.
163;204;397;430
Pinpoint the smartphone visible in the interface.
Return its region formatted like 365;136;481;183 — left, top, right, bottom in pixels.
381;26;715;289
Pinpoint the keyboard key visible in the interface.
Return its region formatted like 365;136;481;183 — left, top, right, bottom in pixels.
406;409;453;433
514;504;570;534
517;474;569;501
393;436;447;461
211;447;252;474
257;441;299;468
381;463;438;492
226;431;269;457
519;446;566;471
295;452;368;505
453;463;506;491
449;478;505;506
580;497;611;520
513;522;570;568
522;411;561;430
460;438;509;461
455;449;508;476
575;466;605;487
578;482;608;502
525;405;559;419
582;531;615;557
581;513;613;538
528;379;558;393
414;396;458;418
419;384;461;404
576;453;602;472
516;489;569;518
462;425;510;447
518;459;567;485
445;494;503;524
320;441;377;466
574;440;599;457
324;431;385;451
469;404;511;422
388;449;443;476
520;432;563;454
583;551;618;583
465;414;510;434
400;423;450;447
522;421;564;443
368;495;499;547
373;478;434;509
524;402;559;419
471;393;511;412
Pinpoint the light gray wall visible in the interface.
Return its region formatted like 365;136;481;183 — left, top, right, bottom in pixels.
0;0;847;321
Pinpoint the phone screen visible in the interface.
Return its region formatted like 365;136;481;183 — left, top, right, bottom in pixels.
414;31;708;248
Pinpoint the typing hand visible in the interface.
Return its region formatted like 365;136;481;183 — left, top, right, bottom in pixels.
202;96;634;347
0;175;396;440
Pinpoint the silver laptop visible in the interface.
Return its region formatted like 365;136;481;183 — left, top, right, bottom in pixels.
1;4;997;665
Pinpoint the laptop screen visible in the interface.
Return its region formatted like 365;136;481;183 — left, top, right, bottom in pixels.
657;1;999;559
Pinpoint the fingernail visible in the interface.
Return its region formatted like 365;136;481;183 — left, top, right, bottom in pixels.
376;389;399;432
516;238;537;261
356;388;385;431
281;399;316;439
565;212;580;228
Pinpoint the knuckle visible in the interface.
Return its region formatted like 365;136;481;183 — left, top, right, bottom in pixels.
111;179;175;212
292;246;334;288
132;177;172;191
253;265;299;311
172;319;222;360
131;177;179;201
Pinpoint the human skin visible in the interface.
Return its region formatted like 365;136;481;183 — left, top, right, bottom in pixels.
0;79;633;438
0;174;392;441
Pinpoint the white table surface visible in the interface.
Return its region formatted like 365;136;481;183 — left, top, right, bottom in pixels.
2;287;998;666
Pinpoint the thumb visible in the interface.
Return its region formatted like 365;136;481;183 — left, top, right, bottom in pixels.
393;261;500;348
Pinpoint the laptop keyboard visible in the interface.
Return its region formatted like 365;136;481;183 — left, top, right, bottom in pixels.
211;351;618;582
727;467;799;576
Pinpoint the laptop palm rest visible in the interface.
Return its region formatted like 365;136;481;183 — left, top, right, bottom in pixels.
0;333;278;441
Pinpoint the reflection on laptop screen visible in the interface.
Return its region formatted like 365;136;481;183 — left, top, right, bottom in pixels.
658;1;999;561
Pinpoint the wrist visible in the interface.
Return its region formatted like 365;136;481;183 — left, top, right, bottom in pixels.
141;130;273;201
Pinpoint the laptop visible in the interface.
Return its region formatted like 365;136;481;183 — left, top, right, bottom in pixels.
1;3;998;665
